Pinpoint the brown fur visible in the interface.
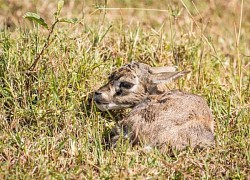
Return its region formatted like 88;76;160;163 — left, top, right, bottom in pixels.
94;62;214;150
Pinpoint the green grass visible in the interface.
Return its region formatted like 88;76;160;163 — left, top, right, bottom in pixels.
0;0;249;179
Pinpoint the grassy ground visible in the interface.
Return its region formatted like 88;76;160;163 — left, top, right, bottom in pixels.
0;0;249;179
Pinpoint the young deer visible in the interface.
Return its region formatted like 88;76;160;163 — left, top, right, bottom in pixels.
94;62;214;150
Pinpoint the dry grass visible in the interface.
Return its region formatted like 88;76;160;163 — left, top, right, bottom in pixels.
0;0;249;179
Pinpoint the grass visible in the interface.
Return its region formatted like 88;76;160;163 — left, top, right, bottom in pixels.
0;0;249;179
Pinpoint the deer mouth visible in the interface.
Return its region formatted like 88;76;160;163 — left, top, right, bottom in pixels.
93;95;110;104
93;95;114;111
94;99;109;105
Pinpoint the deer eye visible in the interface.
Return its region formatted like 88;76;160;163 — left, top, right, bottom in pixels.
119;82;134;89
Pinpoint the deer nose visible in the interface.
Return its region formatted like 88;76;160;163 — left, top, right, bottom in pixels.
94;91;104;104
94;91;102;96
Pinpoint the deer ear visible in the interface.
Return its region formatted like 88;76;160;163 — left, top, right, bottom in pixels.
150;71;190;84
149;66;177;74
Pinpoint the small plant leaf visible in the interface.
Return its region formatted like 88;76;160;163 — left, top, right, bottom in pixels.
57;0;64;17
59;18;78;24
23;12;48;29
